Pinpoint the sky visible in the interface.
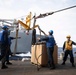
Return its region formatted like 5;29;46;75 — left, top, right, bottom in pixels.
0;0;76;47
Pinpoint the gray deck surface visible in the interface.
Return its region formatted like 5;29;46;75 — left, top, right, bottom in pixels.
0;58;76;75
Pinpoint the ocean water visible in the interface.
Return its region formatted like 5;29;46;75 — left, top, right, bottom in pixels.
12;47;76;58
1;47;76;60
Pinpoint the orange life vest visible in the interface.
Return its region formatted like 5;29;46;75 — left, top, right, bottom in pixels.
65;40;72;50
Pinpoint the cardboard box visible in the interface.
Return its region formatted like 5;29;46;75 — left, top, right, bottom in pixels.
31;43;58;66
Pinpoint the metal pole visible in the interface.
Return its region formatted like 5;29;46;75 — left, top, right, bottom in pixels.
31;14;36;45
13;25;19;55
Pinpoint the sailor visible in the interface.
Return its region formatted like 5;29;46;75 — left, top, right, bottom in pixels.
6;30;21;65
39;30;56;69
61;35;76;67
0;25;9;69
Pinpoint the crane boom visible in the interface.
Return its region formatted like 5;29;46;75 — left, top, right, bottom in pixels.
35;5;76;19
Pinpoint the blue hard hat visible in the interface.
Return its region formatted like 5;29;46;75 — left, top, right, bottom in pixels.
2;25;8;29
49;30;53;34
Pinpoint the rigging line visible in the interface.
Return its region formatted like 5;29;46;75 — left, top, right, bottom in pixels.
35;5;76;18
54;5;76;13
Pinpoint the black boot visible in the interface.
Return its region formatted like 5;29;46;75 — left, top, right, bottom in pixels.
1;65;8;69
1;62;8;69
72;63;75;67
50;63;55;70
48;63;51;68
61;62;65;65
50;66;55;70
